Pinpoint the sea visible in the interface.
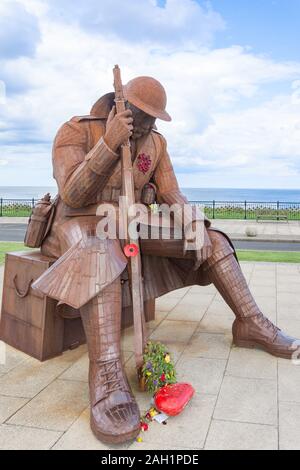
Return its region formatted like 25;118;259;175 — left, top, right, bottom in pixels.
1;186;300;203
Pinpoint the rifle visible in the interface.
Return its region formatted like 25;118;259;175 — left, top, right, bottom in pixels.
113;65;147;383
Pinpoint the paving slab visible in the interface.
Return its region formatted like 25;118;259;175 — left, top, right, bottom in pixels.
166;293;215;322
198;312;234;335
176;355;227;395
0;395;29;424
278;362;300;404
226;347;277;380
214;376;278;425
7;379;89;431
0;424;62;450
279;402;300;450
150;319;198;344
205;420;278;450
184;331;232;360
0;346;86;398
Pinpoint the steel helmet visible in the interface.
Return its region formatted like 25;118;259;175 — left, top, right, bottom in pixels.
123;76;171;122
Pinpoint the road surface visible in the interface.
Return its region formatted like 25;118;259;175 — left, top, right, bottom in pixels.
0;224;27;242
0;223;300;251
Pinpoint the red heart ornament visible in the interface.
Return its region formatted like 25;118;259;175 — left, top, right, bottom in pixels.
154;383;195;416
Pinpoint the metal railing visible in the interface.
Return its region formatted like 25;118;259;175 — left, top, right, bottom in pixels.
0;198;35;217
190;200;300;220
1;198;300;220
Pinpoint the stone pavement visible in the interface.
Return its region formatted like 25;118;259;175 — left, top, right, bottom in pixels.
0;262;300;450
0;218;29;224
212;219;300;242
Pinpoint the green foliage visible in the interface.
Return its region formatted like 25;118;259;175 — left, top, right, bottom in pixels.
142;341;177;394
237;250;300;263
0;243;32;265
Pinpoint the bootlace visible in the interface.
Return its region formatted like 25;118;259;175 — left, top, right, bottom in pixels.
257;313;279;334
97;358;123;394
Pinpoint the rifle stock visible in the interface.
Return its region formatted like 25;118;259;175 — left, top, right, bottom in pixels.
113;65;146;374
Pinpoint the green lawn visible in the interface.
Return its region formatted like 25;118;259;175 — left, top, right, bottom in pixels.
236;250;300;263
0;243;300;266
2;210;32;217
0;243;32;265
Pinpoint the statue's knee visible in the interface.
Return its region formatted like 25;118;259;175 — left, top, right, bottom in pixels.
208;230;231;251
204;230;234;268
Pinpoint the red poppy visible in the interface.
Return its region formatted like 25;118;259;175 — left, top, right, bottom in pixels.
137;153;152;174
160;373;166;382
124;243;139;257
140;422;149;432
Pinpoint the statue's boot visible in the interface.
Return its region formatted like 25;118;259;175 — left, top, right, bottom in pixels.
80;278;140;444
204;230;300;359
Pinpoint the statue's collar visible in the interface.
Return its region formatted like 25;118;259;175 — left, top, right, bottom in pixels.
90;92;115;118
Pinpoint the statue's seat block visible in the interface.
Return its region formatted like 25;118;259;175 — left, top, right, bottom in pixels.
0;250;155;361
0;250;85;361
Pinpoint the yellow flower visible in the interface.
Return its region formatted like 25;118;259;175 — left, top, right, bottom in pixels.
137;437;143;443
164;354;171;363
149;408;158;418
146;371;152;376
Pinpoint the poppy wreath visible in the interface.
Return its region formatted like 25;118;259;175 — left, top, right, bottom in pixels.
137;153;152;174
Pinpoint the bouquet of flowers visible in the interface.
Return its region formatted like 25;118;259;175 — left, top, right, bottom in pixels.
141;341;177;393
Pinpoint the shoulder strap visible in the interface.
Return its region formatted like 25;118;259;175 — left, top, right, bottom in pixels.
71;115;105;123
152;128;162;136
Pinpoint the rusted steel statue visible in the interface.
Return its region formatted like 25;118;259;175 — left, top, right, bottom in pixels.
29;67;299;444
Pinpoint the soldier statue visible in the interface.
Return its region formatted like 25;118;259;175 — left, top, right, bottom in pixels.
33;75;299;444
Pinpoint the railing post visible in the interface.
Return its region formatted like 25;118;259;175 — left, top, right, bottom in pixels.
0;198;2;217
212;200;215;219
277;201;279;221
244;200;247;219
32;198;35;209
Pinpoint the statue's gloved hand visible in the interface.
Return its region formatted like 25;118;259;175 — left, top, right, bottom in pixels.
104;105;133;153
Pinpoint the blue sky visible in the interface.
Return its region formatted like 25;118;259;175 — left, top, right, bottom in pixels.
213;0;300;61
0;0;300;189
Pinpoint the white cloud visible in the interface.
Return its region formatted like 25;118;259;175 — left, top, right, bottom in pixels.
0;0;40;59
0;0;300;188
45;0;225;47
0;81;5;104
